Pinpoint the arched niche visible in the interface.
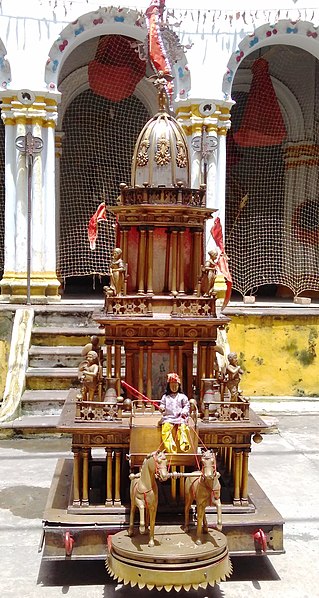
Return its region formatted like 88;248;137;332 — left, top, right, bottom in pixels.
45;6;191;103
223;19;319;100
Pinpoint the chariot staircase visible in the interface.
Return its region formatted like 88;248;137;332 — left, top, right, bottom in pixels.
0;304;104;436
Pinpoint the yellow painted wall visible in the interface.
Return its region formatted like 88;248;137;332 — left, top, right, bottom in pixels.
0;312;14;400
227;314;319;397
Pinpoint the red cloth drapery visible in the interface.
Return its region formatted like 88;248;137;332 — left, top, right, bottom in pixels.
234;57;286;147
88;35;146;102
88;203;107;250
211;217;232;310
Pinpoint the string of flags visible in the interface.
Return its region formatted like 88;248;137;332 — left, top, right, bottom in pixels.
38;1;318;28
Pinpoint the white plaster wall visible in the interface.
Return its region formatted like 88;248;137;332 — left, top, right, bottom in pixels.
0;0;318;98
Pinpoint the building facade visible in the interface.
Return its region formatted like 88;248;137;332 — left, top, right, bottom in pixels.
0;0;318;302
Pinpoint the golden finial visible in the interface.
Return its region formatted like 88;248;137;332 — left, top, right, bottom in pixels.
148;70;174;112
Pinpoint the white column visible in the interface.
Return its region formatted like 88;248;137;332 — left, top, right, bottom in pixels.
43;125;57;274
3;123;18;273
215;133;227;237
15;120;28;273
190;140;201;188
205;133;218;254
0;92;61;302
31;119;44;272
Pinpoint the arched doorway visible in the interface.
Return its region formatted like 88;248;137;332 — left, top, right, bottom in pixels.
56;35;151;297
45;7;190;298
224;28;319;300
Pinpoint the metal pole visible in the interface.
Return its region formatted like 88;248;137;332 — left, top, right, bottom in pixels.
26;154;32;305
15;131;43;305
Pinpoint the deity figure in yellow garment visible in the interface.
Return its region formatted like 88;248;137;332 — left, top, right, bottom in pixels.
159;373;190;453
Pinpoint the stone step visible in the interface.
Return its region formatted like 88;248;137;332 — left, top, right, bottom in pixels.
21;389;69;416
0;414;63;437
33;306;101;328
28;345;84;368
25;367;79;390
31;327;103;346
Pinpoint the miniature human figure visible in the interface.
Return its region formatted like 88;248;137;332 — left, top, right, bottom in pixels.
226;352;243;402
81;335;100;357
78;350;99;401
109;247;126;296
200;250;218;297
159;373;190;453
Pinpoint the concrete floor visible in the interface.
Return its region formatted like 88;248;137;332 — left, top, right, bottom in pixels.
0;409;318;598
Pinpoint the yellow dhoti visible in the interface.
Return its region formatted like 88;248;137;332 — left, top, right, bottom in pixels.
161;422;190;453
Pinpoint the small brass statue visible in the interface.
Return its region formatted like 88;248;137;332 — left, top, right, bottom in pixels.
105;247;127;296
226;352;243;402
78;350;99;401
200;250;218;297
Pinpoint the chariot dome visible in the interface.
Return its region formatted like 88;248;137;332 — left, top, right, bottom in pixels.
131;74;190;188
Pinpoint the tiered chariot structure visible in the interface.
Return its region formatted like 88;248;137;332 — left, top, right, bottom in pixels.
42;76;284;590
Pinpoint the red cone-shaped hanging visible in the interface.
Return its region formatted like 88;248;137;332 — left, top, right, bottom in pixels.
234;57;286;147
88;35;146;102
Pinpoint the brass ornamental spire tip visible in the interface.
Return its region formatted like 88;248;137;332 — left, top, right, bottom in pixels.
148;70;174;112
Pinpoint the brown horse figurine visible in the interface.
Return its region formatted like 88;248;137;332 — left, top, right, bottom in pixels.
184;449;222;545
128;450;168;547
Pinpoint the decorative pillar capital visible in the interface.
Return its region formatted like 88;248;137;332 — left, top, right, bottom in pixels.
175;98;233;137
0;91;60;128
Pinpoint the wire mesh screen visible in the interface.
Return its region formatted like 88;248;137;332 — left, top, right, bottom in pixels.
58;89;150;279
0;120;5;278
225;46;319;297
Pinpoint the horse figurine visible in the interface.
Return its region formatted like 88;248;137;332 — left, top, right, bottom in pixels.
184;449;222;545
128;450;168;547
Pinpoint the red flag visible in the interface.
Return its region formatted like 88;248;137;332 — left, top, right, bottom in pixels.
146;0;173;101
88;203;107;250
211;217;232;310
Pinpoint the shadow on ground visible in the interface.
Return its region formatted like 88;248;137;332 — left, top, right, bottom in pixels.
0;486;48;518
38;556;280;596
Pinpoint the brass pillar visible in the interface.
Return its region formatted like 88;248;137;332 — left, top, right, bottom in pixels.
233;449;242;505
114;341;122;395
178;229;185;294
122;228;129;264
72;448;81;506
227;446;232;474
106;342;113;378
169;341;175;372
186;351;193;399
82;448;90;506
146;228;154;295
170;230;178;294
177;342;183;382
164;229;171;292
125;349;133;389
146;342;153;401
138;342;145;406
105;449;113;505
192;229;201;292
138;228;146;294
114;451;121;504
241;449;250;505
201;343;207;379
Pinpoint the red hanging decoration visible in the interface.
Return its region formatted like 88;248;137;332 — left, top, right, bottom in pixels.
234;57;286;147
88;35;146;102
